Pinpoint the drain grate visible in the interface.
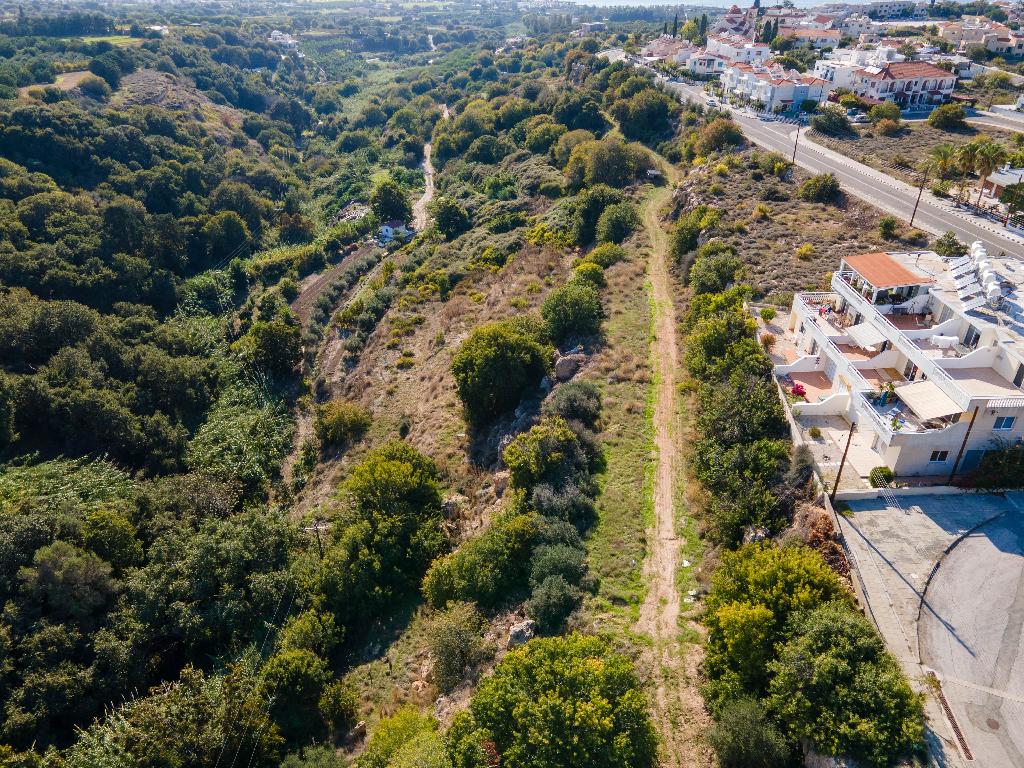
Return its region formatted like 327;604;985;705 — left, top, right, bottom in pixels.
928;672;973;762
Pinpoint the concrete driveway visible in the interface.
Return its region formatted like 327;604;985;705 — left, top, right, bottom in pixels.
919;512;1024;767
837;493;1024;768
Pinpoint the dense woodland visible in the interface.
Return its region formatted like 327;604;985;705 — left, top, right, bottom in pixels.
0;2;928;767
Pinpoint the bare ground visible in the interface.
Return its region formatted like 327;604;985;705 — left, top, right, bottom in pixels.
635;165;713;768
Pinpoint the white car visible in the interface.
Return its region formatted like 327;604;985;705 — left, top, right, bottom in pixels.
706;98;719;107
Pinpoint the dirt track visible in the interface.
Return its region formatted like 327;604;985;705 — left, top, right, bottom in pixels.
634;165;712;768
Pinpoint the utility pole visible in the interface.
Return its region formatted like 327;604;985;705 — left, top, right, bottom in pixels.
910;168;929;228
791;125;801;164
830;423;856;503
947;406;980;484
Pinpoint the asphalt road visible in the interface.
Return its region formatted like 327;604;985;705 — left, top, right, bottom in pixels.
919;512;1024;768
655;74;1024;261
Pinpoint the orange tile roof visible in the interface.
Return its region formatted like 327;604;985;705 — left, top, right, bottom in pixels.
857;61;955;80
843;252;935;289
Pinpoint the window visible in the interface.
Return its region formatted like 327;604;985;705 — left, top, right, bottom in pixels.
929;450;949;462
994;416;1016;431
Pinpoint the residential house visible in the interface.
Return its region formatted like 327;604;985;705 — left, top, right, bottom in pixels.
379;219;411;243
640;34;698;63
268;29;298;48
980;164;1024;199
772;247;1024;478
864;0;917;19
685;52;730;75
813;44;905;89
721;62;833;111
706;32;771;64
778;26;842;48
849;60;957;106
712;4;757;36
840;13;875;38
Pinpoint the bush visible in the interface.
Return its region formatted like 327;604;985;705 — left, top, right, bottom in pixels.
795;243;815;261
875;118;900;136
868;466;895;487
766;603;925;767
670;205;720;266
573;261;606;287
78;75;111;101
583;242;626;268
542;380;602;429
868;102;901;124
878;215;898;239
502;417;588;491
529;543;587;588
314;400;371;446
696;118;745;155
526;574;581;632
927;103;966;130
808;426;822;440
259;649;331;743
450;635;657;768
422;512;540;608
451;319;551;425
797;173;841;204
430;197;471;240
708;698;791;768
759;307;776;323
931;231;967;259
689;247;743;295
809;104;851;136
426;602;487;692
595;202;640;244
969;439;1024;489
541;281;604;343
319;680;359;734
358;708;440;768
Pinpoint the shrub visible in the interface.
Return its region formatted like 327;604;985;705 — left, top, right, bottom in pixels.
542;380;602;428
751;202;772;221
766;603;925;767
573;261;606;287
541;281;604;343
878;215;898;239
969;439;1024;489
759;307;776;323
502;417;588;491
526;574;581;632
809;426;822;440
430;197;471;240
931;231;967;259
760;332;776;351
697;118;745;154
868;466;895;487
583;242;626;268
314;400;371;446
708;698;791;768
358;708;439;768
795;243;815;261
797;173;841;203
868;102;901;124
670;205;720;266
875;118;900;136
451;319;551;425
595;202;640;244
319;680;359;734
689;247;743;295
259;649;331;743
529;543;587;588
425;601;487;692
451;635;657;768
809;104;851;136
703;543;850;706
78;75;111;101
422;512;540;608
927;103;966;130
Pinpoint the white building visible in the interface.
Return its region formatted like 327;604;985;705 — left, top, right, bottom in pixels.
813;45;905;89
773;247;1024;478
706;33;771;65
840;13;875;38
268;30;298;48
721;62;833;111
640;34;698;63
685;52;730;75
778;26;842;48
865;0;917;18
849;60;957;107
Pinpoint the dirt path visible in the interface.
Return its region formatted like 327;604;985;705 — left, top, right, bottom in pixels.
634;167;710;768
412;142;435;233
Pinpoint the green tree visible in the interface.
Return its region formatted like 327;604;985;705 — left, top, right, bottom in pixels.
430;196;471;239
451;319;551;424
359;708;442;768
797;172;842;203
708;698;791;768
425;601;487;692
928;103;966;129
370;176;412;222
453;635;657;768
766;603;925;766
202;210;251;262
541;281;603;343
233;319;302;376
867;101;901;123
595;202;639;244
260;649;331;743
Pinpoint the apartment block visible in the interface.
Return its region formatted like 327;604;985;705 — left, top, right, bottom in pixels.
771;247;1024;478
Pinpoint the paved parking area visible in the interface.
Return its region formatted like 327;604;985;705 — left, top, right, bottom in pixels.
837;493;1024;768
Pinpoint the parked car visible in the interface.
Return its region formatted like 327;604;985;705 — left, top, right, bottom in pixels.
851;113;869;124
706;98;718;107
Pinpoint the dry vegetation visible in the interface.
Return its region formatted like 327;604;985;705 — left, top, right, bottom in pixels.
810;122;1018;185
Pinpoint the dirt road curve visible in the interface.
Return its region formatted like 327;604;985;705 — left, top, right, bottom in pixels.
634;167;711;768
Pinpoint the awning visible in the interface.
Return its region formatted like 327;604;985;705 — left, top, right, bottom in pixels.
847;322;886;350
897;381;962;422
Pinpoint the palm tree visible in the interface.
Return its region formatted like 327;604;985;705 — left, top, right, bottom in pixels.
955;139;982;180
974;140;1009;206
926;143;957;180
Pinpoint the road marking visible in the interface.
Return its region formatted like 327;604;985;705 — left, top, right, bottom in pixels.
941;675;1024;705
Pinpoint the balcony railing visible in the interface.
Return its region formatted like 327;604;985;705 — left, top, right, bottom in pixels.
831;273;973;410
794;293;872;393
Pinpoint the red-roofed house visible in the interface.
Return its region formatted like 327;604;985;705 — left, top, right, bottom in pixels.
778;26;842;48
722;62;834;112
706;33;771;65
850;61;957;106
